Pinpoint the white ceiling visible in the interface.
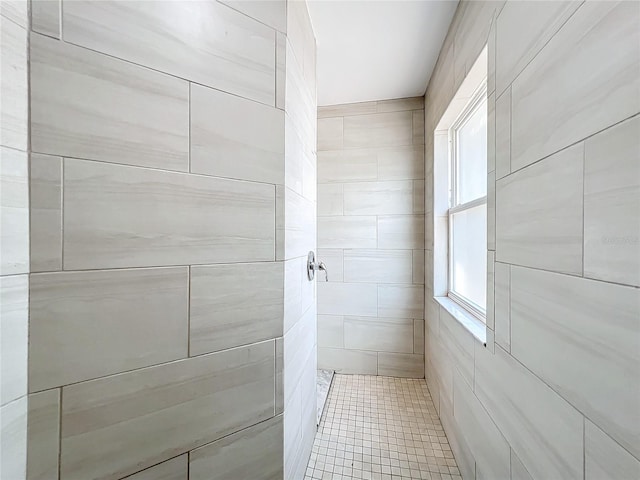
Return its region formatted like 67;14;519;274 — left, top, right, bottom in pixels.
307;0;459;106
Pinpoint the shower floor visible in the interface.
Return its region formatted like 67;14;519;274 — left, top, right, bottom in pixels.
306;374;461;480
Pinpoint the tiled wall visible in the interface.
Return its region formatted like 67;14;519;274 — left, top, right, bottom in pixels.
424;1;640;479
1;1;29;478
24;0;317;479
316;98;426;378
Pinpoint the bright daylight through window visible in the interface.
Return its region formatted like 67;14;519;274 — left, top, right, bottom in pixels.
448;84;487;321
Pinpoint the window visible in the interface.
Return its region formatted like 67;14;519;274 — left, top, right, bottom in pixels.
448;84;487;321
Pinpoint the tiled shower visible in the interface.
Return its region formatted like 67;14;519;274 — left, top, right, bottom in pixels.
1;1;639;480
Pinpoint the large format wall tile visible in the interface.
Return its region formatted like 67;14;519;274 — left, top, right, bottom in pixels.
317;149;377;183
126;455;187;480
318;282;377;317
190;416;283;480
318;216;376;249
377;352;424;378
31;0;60;38
378;284;423;319
191;84;284;185
30;153;62;272
29;267;189;392
318;347;377;375
510;266;640;459
495;1;582;96
190;262;283;356
585;419;640;480
377;145;424;180
31;34;189;171
0;14;28;151
317;117;343;150
59;341;275;480
276;186;316;260
0;274;28;406
494;262;510;351
343;180;414;215
63;0;276;105
452;371;510;480
63;159;275;269
584;116;640;287
496;143;583;274
343;111;413;148
220;0;286;33
475;345;584;480
318;315;343;348
344;317;414;354
26;389;60;480
439;308;474;388
378;215;424;249
0;397;27;480
318;184;343;216
0;147;28;275
344;249;412;284
510;1;640;170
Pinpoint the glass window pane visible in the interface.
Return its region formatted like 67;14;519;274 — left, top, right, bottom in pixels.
451;204;487;312
456;99;487;204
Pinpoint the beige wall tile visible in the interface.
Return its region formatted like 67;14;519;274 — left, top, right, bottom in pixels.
377;352;424;378
318;216;376;249
495;1;582;96
344;316;414;354
26;389;59;480
475;345;583;480
126;455;187;480
0;274;28;406
318;347;377;375
190;84;284;185
318;282;377;317
511;266;640;459
344;249;412;284
63;159;275;269
317;184;343;216
343;180;414;215
219;0;286;33
275;337;284;415
378;284;423;319
377;97;424;113
0;147;28;275
318;315;343;348
510;449;533;480
584;116;640;287
452;371;510;480
190;262;283;356
1;0;28;27
412;249;425;285
0;396;27;480
276;32;286;110
344;111;413;148
378;215;424;249
317;248;343;282
377;145;424;180
585;419;640;480
31;0;60;38
496;143;583;274
318;102;376;118
510;2;640;170
30;153;62;272
413;319;424;354
283;306;316;407
31;34;189;171
276;185;316;260
439;308;475;388
494;262;510;351
412;110;425;145
317;149;377;183
60;341;275;480
29;267;188;392
191;416;283;480
494;88;511;179
63;0;276;105
0;14;28;150
317;117;343;150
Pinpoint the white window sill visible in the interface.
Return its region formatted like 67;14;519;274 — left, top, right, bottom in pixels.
434;296;487;345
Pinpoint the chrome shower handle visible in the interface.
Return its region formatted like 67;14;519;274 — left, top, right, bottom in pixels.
307;251;329;282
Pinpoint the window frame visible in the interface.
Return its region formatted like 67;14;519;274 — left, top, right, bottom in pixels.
447;83;488;322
